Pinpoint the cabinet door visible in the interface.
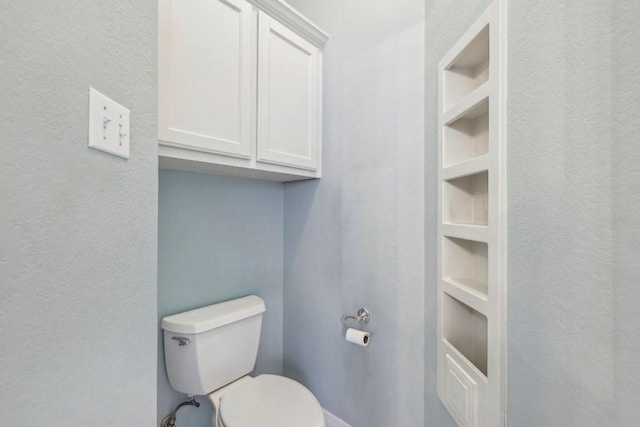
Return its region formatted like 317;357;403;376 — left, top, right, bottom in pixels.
257;12;321;171
159;0;255;158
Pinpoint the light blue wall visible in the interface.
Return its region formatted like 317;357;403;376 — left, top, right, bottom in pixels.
610;2;640;423
157;171;284;426
0;0;158;425
507;0;640;425
286;1;640;427
283;1;426;425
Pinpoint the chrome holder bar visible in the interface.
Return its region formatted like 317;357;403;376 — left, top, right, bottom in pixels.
342;308;371;328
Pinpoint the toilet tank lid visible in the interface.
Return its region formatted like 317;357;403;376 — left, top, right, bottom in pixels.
161;295;265;334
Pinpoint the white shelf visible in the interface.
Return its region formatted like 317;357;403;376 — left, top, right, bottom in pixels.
443;340;489;382
443;82;490;125
442;279;488;315
441;223;488;243
443;155;489;181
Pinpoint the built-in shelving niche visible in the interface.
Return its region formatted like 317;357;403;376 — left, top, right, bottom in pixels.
443;171;488;226
443;25;490;111
443;293;488;376
437;2;505;426
443;237;488;297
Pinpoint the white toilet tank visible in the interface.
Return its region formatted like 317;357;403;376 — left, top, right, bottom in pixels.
161;295;266;395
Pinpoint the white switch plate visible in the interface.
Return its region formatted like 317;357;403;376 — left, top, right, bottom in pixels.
88;87;130;159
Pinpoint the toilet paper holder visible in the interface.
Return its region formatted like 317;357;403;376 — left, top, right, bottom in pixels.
342;308;370;328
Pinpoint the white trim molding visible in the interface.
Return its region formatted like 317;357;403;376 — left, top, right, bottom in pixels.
246;0;329;47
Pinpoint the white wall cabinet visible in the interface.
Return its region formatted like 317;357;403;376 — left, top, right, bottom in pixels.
158;0;328;182
257;12;320;171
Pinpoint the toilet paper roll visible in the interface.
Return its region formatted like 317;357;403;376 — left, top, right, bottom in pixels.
346;328;370;347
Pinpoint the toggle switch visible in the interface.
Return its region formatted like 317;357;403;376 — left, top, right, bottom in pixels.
88;87;130;159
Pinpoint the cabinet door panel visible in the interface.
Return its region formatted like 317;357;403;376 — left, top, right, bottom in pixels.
159;0;254;158
257;12;320;170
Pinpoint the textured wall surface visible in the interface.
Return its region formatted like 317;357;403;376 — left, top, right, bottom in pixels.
0;1;158;425
610;1;640;424
282;1;426;425
158;171;284;426
423;1;494;425
507;0;640;425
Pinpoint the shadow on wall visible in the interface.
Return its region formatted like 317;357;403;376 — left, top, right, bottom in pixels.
282;1;428;424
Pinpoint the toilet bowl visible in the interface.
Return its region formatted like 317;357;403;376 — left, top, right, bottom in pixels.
210;375;324;427
161;295;325;427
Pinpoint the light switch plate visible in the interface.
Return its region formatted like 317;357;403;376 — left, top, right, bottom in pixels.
88;87;130;159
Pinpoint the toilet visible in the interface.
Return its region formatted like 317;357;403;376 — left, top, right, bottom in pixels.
161;295;325;427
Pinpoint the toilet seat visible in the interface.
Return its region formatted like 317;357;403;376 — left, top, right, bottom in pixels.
209;375;325;427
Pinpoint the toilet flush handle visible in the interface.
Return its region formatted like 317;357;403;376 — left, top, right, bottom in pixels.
172;336;191;346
